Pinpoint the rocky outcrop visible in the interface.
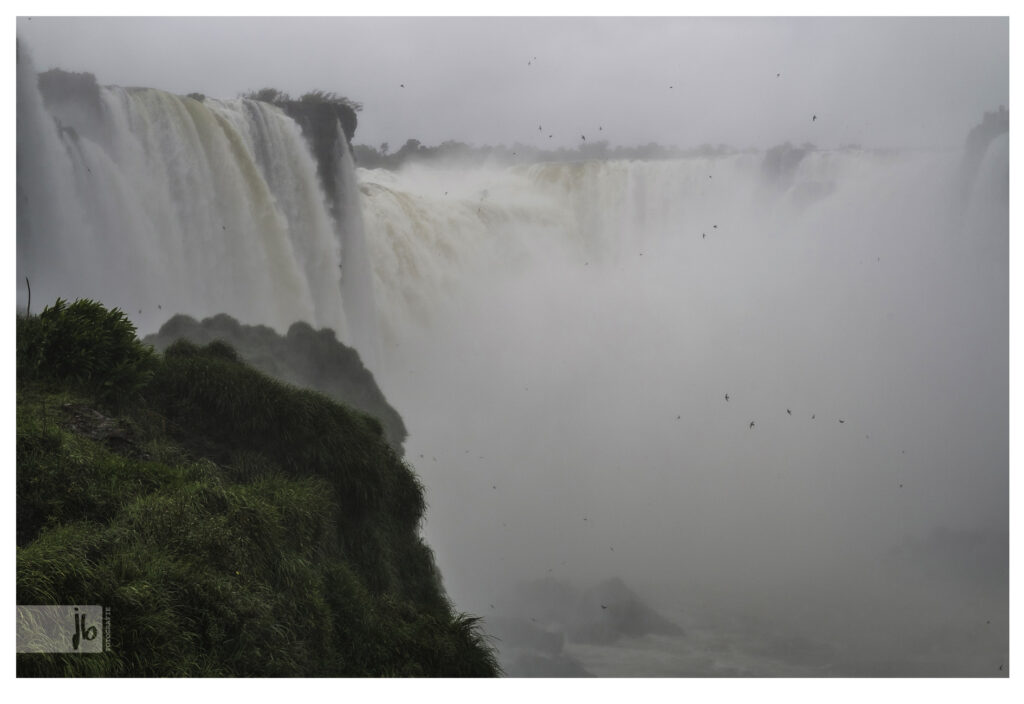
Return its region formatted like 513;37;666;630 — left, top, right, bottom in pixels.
144;313;407;455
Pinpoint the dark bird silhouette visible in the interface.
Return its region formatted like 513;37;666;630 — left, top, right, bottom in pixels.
490;604;495;609
811;414;816;419
599;126;603;131
492;485;497;490
776;72;781;77
539;125;542;131
749;421;755;429
812;114;817;121
157;305;161;310
581;134;586;141
601;604;608;610
724;393;729;401
839;419;845;424
899;483;904;488
676;415;681;420
400;83;405;88
549;134;553;138
787;409;792;415
669;85;673;89
702;232;706;239
713;224;718;229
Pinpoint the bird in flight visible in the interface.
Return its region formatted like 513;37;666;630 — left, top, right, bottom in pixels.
400;83;405;88
749;421;755;429
581;134;586;141
787;409;792;415
601;604;608;610
725;393;730;401
839;419;845;424
812;114;817;121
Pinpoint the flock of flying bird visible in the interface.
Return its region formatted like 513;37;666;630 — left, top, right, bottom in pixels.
397;56;820;147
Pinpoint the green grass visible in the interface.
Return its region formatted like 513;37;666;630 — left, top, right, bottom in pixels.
16;301;499;677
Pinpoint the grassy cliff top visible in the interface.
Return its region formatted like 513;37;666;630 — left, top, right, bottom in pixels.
16;299;498;677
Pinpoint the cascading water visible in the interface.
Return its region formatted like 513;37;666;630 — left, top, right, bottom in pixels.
356;142;1007;675
335;126;380;370
17;38;1007;673
17;49;361;351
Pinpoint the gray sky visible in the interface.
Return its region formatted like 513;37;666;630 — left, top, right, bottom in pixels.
16;15;1008;151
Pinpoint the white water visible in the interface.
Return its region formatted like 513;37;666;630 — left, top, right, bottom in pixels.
358;146;1008;675
17;52;362;345
18;46;1008;674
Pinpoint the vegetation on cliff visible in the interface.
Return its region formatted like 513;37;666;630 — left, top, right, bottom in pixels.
143;313;407;455
17;299;499;676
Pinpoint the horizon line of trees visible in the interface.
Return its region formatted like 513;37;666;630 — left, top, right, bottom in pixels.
347;138;861;170
351;138;766;170
241;87;363;113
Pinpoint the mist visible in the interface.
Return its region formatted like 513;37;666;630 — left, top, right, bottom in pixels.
356;143;1007;674
15;15;1010;677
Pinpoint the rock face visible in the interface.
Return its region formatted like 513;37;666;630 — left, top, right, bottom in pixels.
961;105;1009;199
144;313;407;455
568;577;685;645
278;99;359;220
510;576;684;647
487;576;685;676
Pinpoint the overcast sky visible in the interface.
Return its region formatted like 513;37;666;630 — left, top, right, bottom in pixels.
15;15;1008;151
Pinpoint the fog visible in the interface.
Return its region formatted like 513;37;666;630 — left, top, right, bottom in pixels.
16;15;1008;150
14;13;1011;678
361;147;1008;675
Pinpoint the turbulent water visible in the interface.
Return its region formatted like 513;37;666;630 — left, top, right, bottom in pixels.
356;145;1008;676
18;48;1008;675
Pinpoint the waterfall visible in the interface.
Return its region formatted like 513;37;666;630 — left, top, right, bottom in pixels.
335;126;380;370
17;49;362;354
